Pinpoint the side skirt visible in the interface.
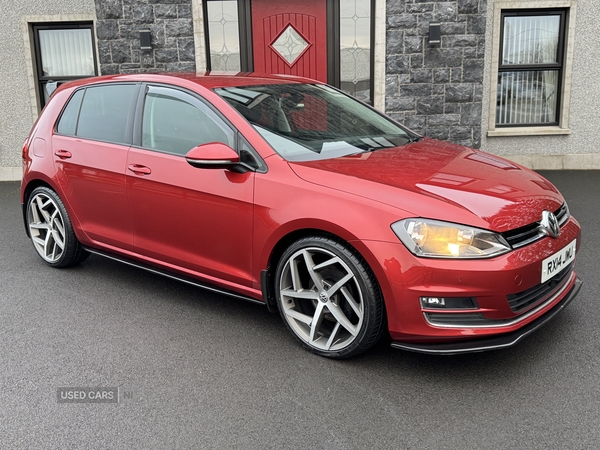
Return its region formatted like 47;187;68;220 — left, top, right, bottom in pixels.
84;247;266;306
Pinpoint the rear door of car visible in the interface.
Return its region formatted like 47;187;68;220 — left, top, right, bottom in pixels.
126;84;255;288
52;83;139;250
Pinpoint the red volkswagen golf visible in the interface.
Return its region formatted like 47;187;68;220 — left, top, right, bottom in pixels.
21;73;582;358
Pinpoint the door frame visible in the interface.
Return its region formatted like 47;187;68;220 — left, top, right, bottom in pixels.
192;0;386;110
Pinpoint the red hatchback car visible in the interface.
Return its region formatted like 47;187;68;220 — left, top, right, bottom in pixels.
21;73;582;358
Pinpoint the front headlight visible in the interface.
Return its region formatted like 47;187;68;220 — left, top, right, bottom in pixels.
391;219;511;259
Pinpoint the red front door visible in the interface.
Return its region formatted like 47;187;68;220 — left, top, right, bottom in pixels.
251;0;328;82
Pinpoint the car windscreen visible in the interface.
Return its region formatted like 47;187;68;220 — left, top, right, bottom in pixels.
214;83;414;162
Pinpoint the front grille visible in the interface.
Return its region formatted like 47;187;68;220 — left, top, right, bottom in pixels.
503;203;569;249
507;263;574;313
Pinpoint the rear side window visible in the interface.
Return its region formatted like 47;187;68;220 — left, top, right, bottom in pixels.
56;89;84;136
76;84;137;144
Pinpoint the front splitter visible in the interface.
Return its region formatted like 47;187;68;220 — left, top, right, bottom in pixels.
390;278;582;355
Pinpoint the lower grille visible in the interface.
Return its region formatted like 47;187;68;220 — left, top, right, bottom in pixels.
424;313;510;327
507;263;574;313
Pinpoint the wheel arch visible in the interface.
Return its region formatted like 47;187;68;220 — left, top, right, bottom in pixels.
21;178;56;237
261;227;387;318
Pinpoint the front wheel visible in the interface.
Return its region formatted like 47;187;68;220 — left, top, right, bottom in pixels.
26;186;88;267
275;236;384;359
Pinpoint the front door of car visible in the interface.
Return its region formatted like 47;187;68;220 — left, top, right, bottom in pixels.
126;85;254;288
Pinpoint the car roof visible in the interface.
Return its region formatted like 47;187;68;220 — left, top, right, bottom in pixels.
59;72;322;91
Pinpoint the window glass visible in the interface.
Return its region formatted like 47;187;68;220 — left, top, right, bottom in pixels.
497;70;559;125
76;84;137;144
206;1;241;71
216;83;411;162
56;89;84;136
502;16;560;65
340;0;372;103
142;87;235;155
38;28;95;77
496;12;563;127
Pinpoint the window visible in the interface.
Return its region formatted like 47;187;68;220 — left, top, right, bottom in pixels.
56;84;137;144
141;86;235;156
497;10;565;126
216;83;411;162
205;1;242;71
339;0;373;103
56;89;84;136
32;23;98;108
488;2;577;136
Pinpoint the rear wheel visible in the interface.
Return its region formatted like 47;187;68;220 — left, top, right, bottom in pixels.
275;236;384;359
26;186;88;267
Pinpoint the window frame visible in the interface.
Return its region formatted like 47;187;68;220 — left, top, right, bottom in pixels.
131;83;267;172
487;0;578;137
139;85;237;156
496;9;566;128
54;82;140;147
31;22;99;109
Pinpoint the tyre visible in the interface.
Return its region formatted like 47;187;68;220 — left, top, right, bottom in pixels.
26;186;88;267
275;235;384;358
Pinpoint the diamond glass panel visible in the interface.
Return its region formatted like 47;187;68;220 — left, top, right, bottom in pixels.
271;25;309;65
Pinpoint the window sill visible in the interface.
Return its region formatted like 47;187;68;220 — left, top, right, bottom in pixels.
487;126;572;137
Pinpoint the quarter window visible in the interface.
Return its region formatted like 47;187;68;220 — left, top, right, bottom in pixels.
56;89;84;136
141;86;235;156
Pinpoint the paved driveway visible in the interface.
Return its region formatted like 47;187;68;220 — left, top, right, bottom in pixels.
1;171;599;449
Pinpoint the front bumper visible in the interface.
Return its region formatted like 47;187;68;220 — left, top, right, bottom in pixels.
390;277;582;355
355;216;581;352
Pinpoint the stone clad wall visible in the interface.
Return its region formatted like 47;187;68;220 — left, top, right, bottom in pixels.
95;0;196;74
385;0;487;148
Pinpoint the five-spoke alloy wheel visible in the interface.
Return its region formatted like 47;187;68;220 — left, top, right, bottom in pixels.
26;186;87;267
275;236;384;358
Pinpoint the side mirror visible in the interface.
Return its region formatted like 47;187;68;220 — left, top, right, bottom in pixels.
185;142;246;172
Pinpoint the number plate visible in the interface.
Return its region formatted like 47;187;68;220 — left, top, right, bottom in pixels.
541;239;576;283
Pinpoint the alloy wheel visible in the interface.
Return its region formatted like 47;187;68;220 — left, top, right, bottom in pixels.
28;192;67;263
278;246;365;352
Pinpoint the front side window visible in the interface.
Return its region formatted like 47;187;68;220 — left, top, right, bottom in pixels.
32;23;98;108
141;86;235;156
216;83;412;161
496;10;565;127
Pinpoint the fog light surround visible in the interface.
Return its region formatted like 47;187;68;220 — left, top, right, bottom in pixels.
420;296;478;309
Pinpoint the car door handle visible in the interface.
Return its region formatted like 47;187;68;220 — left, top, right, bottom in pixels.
128;164;152;175
54;150;72;159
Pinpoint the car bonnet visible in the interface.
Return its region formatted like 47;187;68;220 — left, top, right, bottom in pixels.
287;138;565;232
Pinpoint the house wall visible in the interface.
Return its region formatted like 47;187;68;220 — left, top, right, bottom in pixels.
94;0;196;74
481;0;600;169
0;0;96;180
384;0;488;149
2;0;597;180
